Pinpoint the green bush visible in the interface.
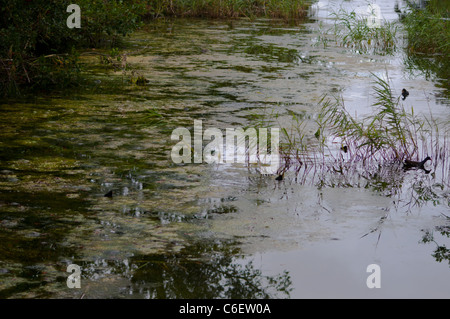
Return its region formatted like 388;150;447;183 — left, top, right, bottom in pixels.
76;0;145;47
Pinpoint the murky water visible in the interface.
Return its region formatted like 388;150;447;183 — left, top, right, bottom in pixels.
0;0;449;298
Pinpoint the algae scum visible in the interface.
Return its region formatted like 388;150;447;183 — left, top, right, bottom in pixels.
1;4;450;298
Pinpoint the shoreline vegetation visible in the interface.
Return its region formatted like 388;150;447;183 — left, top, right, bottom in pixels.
1;1;448;96
402;0;449;55
402;0;449;93
0;0;310;97
142;0;311;19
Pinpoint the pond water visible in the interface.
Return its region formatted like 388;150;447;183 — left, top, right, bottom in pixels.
0;0;449;298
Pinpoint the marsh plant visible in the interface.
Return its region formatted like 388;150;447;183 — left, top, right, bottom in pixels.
318;74;448;172
317;73;426;163
315;6;398;55
402;0;449;56
144;0;310;20
265;74;449;211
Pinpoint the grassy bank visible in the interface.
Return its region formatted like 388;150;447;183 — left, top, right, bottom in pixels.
144;0;310;19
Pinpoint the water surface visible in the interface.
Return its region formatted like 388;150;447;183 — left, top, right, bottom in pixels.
0;0;449;298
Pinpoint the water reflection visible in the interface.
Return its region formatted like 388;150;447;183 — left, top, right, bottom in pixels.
421;223;450;266
312;162;446;213
69;240;292;299
404;53;450;99
127;241;291;299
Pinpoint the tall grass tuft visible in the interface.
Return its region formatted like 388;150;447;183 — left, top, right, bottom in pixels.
316;73;447;165
326;7;398;55
266;73;450;212
273;73;449;182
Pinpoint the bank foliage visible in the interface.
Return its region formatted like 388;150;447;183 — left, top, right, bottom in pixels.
402;0;449;92
0;0;310;96
0;0;145;96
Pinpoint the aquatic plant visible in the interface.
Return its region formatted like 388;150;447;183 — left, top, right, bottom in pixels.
269;73;450;205
317;73;420;162
315;6;399;55
315;72;448;170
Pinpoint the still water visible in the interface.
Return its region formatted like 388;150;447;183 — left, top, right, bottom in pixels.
0;0;449;298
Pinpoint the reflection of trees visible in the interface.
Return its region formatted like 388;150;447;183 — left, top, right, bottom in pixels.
421;222;450;266
129;240;292;299
404;53;449;99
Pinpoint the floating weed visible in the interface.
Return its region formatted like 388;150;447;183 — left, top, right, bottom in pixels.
244;44;300;64
145;106;166;126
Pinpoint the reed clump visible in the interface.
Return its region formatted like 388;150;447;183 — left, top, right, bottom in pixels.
273;73;449;182
265;73;449;212
318;74;448;166
314;7;399;55
317;73;419;163
143;0;310;20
